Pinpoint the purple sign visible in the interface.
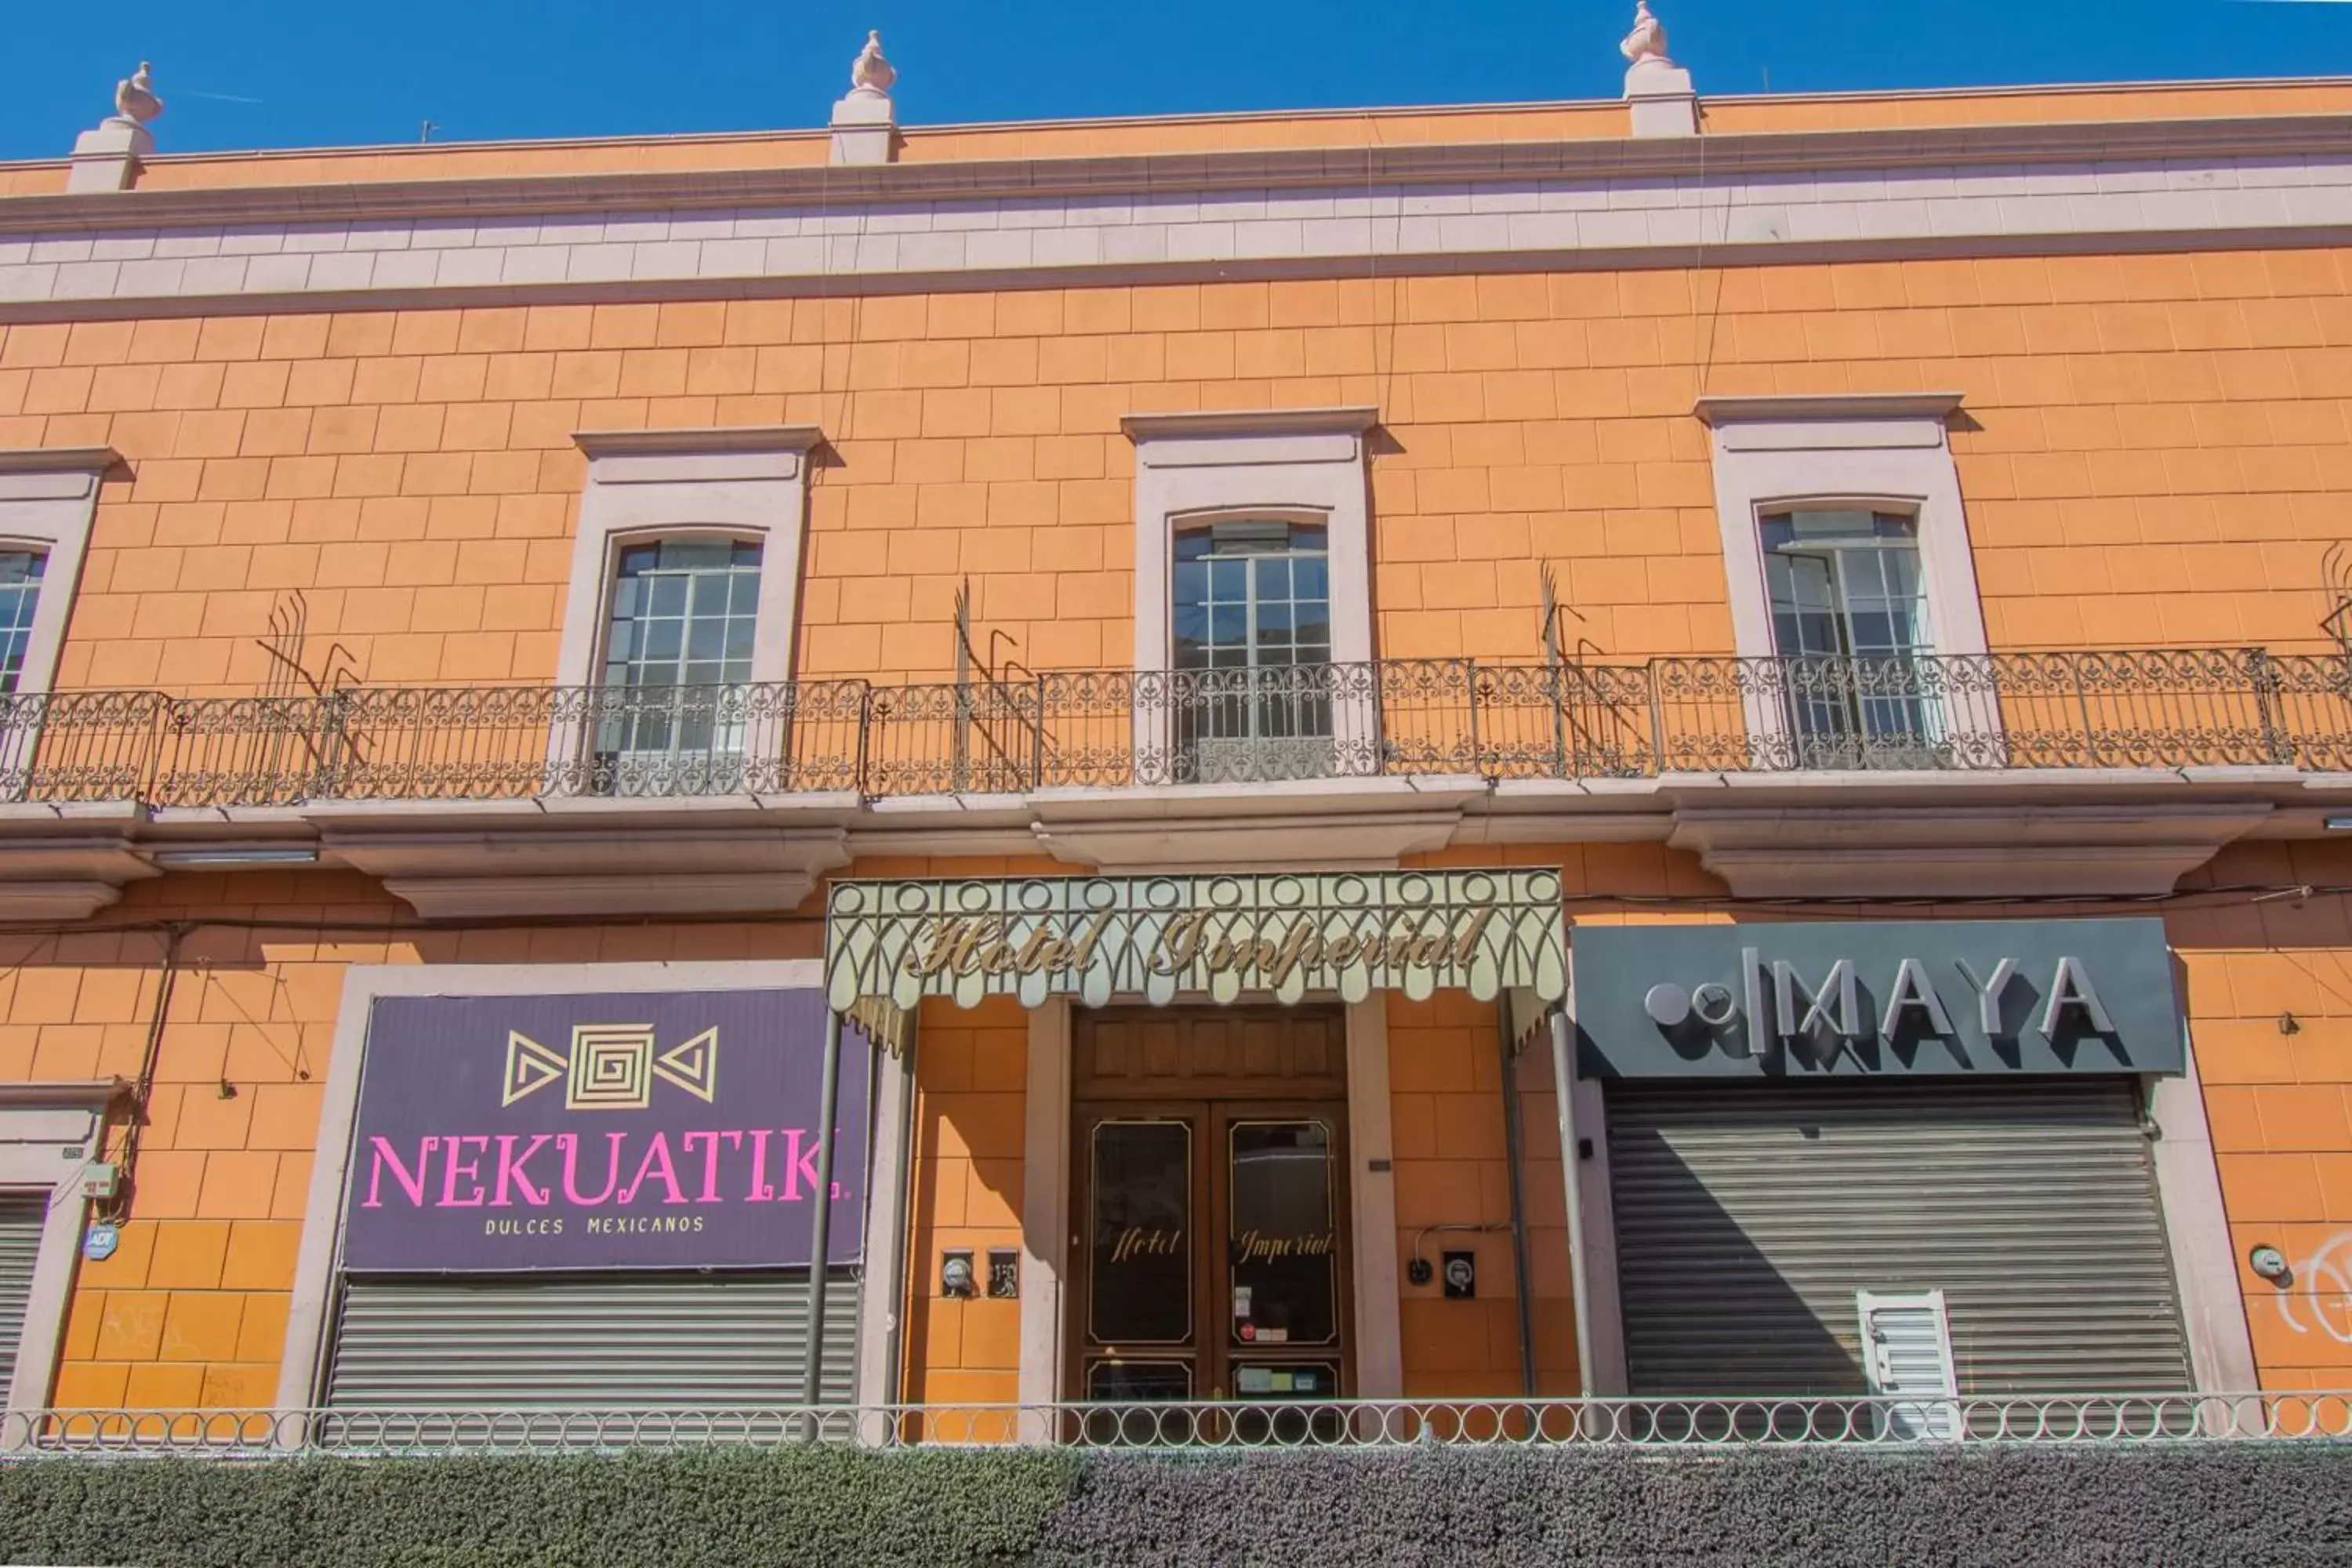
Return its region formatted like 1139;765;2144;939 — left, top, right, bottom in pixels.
341;989;869;1272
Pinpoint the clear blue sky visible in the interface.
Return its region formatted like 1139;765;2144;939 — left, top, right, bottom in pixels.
3;0;2349;161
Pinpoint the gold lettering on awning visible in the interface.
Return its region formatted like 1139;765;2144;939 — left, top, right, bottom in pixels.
823;872;1566;1011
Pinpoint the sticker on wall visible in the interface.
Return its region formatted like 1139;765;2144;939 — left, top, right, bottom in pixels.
82;1224;119;1264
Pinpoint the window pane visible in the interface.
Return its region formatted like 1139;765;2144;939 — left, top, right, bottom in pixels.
0;550;45;695
1088;1120;1192;1347
1294;556;1327;601
1228;1120;1338;1348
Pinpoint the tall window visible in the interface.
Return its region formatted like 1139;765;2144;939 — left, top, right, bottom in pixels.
1171;521;1332;673
604;539;762;691
1171;521;1334;782
0;552;49;697
1762;509;1936;764
597;538;762;786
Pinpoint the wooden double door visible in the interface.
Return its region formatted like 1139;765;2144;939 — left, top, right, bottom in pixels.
1068;1007;1352;1410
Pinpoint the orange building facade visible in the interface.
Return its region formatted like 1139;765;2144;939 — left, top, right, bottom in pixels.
0;27;2348;1436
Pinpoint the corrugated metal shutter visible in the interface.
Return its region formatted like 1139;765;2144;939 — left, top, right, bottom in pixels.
1607;1079;2190;1396
0;1197;43;1385
322;1270;860;1407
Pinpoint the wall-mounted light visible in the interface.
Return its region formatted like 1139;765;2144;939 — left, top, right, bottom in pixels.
2249;1244;2292;1285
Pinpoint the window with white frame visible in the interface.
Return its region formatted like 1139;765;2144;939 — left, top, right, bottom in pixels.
1173;520;1333;672
1171;520;1337;782
1762;507;1941;766
0;448;110;702
556;430;821;796
592;537;764;785
1123;411;1377;788
0;551;50;695
1697;397;1987;771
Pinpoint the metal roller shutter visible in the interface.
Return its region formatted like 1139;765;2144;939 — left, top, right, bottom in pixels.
1606;1078;2190;1396
323;1270;860;1408
0;1197;43;1383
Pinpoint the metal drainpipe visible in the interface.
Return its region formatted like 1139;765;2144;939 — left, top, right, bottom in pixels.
1497;1002;1538;1398
800;1008;848;1424
1549;1009;1596;1396
880;1016;919;1407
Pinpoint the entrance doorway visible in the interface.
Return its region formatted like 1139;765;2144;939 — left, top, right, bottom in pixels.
1067;1007;1352;1416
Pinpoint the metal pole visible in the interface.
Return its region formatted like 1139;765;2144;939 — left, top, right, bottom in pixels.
1548;1010;1597;1397
800;1008;848;1425
1497;1002;1538;1398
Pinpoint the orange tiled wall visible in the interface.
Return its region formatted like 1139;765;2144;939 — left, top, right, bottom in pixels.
1388;990;1577;1397
900;994;1026;1406
4;249;2352;694
40;872;823;1410
16;838;2352;1403
2171;840;2352;1389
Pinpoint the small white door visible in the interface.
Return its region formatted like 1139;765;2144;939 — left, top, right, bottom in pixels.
1856;1288;1959;1440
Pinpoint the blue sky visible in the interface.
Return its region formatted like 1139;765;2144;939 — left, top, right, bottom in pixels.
3;0;2349;161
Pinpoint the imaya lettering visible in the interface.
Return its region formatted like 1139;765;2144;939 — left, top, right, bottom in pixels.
1650;951;2122;1051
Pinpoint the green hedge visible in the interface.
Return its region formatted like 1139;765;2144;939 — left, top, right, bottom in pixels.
0;1446;1080;1568
0;1443;2346;1567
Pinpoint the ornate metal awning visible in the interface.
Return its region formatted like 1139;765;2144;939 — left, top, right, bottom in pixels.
824;871;1567;1011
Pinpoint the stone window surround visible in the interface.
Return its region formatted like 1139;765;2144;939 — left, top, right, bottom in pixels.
0;449;114;699
0;1080;125;1428
278;960;912;1410
1124;408;1379;675
1695;394;1987;664
554;427;825;693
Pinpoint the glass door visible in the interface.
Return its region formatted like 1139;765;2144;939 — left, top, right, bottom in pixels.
1071;1101;1348;1443
1170;521;1336;783
1762;509;1940;768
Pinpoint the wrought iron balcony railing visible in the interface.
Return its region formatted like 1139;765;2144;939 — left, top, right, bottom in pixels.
1;648;2347;809
6;1391;2349;1454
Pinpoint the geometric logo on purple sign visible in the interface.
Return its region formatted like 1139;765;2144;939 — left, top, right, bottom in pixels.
501;1025;720;1110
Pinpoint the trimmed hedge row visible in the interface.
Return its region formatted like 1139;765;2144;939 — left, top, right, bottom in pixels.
0;1446;1080;1568
0;1443;2346;1567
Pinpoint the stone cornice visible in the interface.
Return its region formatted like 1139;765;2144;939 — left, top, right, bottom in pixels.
1121;407;1381;442
573;426;826;459
0;1076;131;1109
1693;394;1966;425
0;447;122;475
3;113;2348;235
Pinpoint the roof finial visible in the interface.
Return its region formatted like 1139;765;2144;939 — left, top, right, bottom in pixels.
1620;2;1670;67
114;61;164;126
1619;0;1696;136
849;31;895;100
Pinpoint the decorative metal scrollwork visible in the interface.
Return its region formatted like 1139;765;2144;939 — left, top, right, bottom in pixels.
6;647;2346;808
